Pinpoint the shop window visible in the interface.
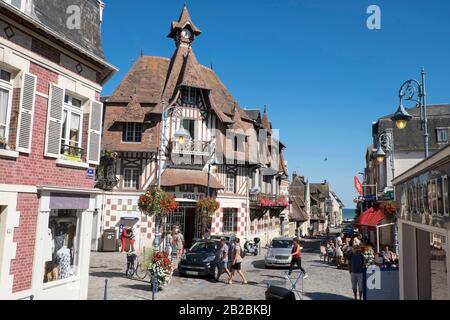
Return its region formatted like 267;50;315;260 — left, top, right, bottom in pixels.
6;0;24;10
0;68;12;142
223;208;238;233
437;178;444;215
429;233;448;300
124;168;140;189
61;93;83;159
123;122;142;143
226;174;236;193
443;176;449;216
44;209;81;284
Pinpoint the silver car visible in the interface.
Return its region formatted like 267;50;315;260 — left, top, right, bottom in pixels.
265;237;294;268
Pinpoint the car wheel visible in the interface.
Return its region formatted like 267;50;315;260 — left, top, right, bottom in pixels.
213;266;221;281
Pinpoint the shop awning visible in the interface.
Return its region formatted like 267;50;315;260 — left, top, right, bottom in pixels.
161;168;224;189
356;207;385;227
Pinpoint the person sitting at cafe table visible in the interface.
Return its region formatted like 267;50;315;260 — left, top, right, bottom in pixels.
381;245;398;267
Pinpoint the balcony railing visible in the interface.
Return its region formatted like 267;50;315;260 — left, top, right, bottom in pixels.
60;144;84;162
250;193;289;208
171;140;211;157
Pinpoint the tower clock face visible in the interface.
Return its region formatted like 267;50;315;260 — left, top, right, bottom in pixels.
181;28;191;39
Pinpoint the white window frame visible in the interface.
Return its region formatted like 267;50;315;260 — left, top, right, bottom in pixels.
436;128;448;144
124;168;140;189
5;0;25;11
0;68;13;142
61;92;84;156
226;173;235;193
123;122;142;143
223;208;237;233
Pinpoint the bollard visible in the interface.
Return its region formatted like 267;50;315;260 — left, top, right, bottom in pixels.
104;279;108;301
151;274;157;301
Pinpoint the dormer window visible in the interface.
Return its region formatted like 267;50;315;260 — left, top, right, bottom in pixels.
181;86;197;105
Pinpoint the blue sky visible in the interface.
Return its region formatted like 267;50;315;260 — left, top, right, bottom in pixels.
101;0;450;208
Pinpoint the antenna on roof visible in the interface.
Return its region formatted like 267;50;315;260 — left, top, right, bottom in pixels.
140;48;144;57
210;62;214;70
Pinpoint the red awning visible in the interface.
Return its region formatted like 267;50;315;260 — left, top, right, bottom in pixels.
356;207;385;227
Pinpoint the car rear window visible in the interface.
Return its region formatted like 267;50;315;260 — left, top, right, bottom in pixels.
271;240;293;248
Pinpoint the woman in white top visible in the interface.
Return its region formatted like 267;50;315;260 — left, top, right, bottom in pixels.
228;238;248;285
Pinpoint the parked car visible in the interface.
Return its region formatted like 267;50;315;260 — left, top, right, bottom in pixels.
210;234;237;243
177;239;232;280
265;237;294;268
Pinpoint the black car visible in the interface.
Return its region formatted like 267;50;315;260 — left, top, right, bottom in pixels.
177;240;232;281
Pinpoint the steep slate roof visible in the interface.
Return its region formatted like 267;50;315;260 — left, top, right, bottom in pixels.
376;104;450;153
310;183;330;200
0;0;113;68
289;175;308;222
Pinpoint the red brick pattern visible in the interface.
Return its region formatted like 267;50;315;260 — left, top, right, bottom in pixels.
30;63;58;95
0;62;95;189
9;193;39;293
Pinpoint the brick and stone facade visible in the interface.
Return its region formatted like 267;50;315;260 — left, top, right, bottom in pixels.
0;0;115;300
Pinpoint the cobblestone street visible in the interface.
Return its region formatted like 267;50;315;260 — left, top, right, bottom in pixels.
88;238;354;301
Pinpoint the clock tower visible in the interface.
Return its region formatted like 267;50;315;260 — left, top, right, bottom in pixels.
168;4;202;47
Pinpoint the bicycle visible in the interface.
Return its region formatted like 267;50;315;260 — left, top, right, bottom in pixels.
125;252;149;280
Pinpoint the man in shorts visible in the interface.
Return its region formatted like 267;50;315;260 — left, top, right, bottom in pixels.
349;245;365;300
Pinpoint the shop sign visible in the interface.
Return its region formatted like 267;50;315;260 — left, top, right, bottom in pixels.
172;192;206;201
354;176;363;196
363;195;377;202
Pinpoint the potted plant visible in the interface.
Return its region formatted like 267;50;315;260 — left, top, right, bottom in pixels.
0;137;8;150
138;187;179;217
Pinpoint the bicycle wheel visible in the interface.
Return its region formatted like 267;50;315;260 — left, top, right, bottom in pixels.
125;262;135;278
135;262;148;279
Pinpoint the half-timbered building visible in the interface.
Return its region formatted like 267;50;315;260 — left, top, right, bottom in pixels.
99;5;289;249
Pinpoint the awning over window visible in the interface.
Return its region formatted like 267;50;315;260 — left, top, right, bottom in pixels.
161;168;224;189
356;207;385;227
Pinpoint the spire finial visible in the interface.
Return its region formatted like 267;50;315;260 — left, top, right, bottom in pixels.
140;48;144;57
264;105;267;113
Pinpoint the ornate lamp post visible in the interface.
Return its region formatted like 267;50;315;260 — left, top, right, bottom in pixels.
391;68;428;158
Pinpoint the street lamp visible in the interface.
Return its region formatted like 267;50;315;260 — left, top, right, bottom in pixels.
374;145;386;163
391;67;429;158
207;153;220;197
174;125;190;146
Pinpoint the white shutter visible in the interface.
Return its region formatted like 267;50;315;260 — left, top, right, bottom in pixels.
87;101;103;165
16;73;37;154
44;84;64;158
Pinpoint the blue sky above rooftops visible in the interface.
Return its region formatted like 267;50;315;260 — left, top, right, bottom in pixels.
101;0;450;207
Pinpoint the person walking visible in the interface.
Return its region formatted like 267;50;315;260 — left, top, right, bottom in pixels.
349;245;365;300
228;238;247;285
128;228;135;252
285;238;308;279
120;227;129;253
174;229;185;259
203;227;211;240
165;231;173;258
218;238;232;282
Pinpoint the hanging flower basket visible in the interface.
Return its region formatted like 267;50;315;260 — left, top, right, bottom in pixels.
196;197;220;217
381;201;397;222
138;187;179;217
276;196;289;207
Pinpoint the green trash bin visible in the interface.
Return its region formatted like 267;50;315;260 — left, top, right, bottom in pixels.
102;229;116;252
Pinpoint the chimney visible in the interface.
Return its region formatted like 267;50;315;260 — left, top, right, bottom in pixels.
324;180;327;185
292;171;298;180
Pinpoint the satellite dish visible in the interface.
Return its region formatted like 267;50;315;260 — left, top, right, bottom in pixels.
250;187;261;195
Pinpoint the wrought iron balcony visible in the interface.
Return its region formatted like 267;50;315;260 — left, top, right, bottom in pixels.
60;144;84;162
171;139;211;157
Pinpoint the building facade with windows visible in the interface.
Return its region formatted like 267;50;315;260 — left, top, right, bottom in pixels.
98;5;289;250
0;0;116;300
393;144;450;300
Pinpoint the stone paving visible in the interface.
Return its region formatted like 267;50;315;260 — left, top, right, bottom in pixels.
88;237;354;301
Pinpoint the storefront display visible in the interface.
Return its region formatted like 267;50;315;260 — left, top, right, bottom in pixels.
44;209;80;283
